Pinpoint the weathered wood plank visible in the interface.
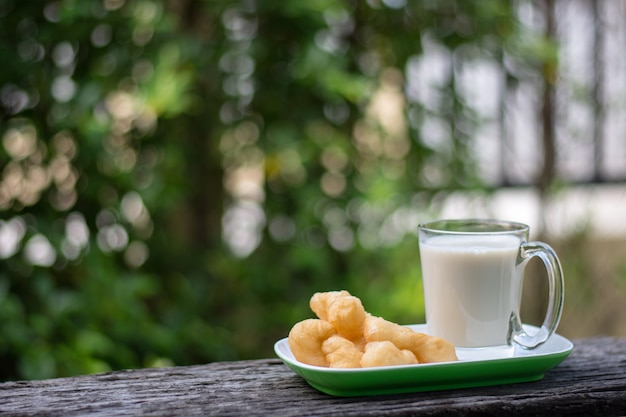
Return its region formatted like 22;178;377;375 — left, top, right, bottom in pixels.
1;337;625;416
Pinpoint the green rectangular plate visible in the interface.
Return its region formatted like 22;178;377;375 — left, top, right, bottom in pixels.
274;324;573;397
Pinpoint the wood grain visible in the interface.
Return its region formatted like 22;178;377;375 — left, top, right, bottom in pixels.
1;337;625;416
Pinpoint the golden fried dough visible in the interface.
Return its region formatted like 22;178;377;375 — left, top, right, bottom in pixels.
288;291;458;368
363;315;457;363
327;295;367;342
361;341;418;367
322;335;363;368
288;319;336;367
408;332;458;363
310;290;351;321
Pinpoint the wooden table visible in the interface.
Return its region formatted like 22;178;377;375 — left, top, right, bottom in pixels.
1;337;625;416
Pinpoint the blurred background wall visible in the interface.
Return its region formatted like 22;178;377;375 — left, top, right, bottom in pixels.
0;0;625;381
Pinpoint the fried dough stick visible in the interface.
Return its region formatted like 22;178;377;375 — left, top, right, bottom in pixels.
322;335;363;368
288;319;336;367
361;341;418;367
309;290;351;322
311;290;367;346
327;295;367;342
363;315;457;363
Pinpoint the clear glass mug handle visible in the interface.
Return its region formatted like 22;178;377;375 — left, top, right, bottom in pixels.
513;241;565;349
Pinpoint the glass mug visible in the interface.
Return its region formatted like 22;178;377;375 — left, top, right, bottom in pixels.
417;219;564;359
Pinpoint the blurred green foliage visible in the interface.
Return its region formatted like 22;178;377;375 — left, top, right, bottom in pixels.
0;0;549;381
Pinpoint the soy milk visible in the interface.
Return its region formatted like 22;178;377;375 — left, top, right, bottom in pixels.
419;234;522;348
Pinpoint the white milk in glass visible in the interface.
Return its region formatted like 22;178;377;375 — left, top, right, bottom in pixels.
420;234;522;348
